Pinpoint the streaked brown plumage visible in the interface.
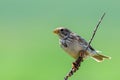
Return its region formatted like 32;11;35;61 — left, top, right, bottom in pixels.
53;27;111;62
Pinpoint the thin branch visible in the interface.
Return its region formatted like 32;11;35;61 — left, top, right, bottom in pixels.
64;13;106;80
86;12;106;50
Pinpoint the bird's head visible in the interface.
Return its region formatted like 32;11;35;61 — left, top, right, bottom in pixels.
53;27;71;39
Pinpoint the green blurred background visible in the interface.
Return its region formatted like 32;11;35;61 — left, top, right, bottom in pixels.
0;0;119;80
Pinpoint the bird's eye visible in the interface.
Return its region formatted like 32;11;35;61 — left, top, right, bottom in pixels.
60;29;64;32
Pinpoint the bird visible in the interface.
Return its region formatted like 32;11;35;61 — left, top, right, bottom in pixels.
53;27;111;62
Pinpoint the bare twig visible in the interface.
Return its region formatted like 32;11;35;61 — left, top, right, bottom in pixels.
64;55;83;80
64;13;106;80
86;12;106;50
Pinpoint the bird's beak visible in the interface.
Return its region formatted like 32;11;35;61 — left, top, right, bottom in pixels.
53;29;59;34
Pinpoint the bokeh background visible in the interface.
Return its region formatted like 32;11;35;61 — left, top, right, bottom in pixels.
0;0;119;80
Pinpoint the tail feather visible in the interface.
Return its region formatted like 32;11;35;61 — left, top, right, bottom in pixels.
92;53;111;62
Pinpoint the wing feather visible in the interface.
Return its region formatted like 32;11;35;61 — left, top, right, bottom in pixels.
72;33;95;51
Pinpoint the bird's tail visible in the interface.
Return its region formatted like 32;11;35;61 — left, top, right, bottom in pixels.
92;51;111;62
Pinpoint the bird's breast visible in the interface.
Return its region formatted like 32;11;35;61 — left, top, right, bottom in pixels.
60;39;83;59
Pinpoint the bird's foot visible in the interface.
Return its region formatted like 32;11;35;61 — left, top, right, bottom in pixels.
79;50;85;57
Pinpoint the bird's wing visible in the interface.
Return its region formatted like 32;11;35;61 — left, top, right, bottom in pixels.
72;33;95;51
